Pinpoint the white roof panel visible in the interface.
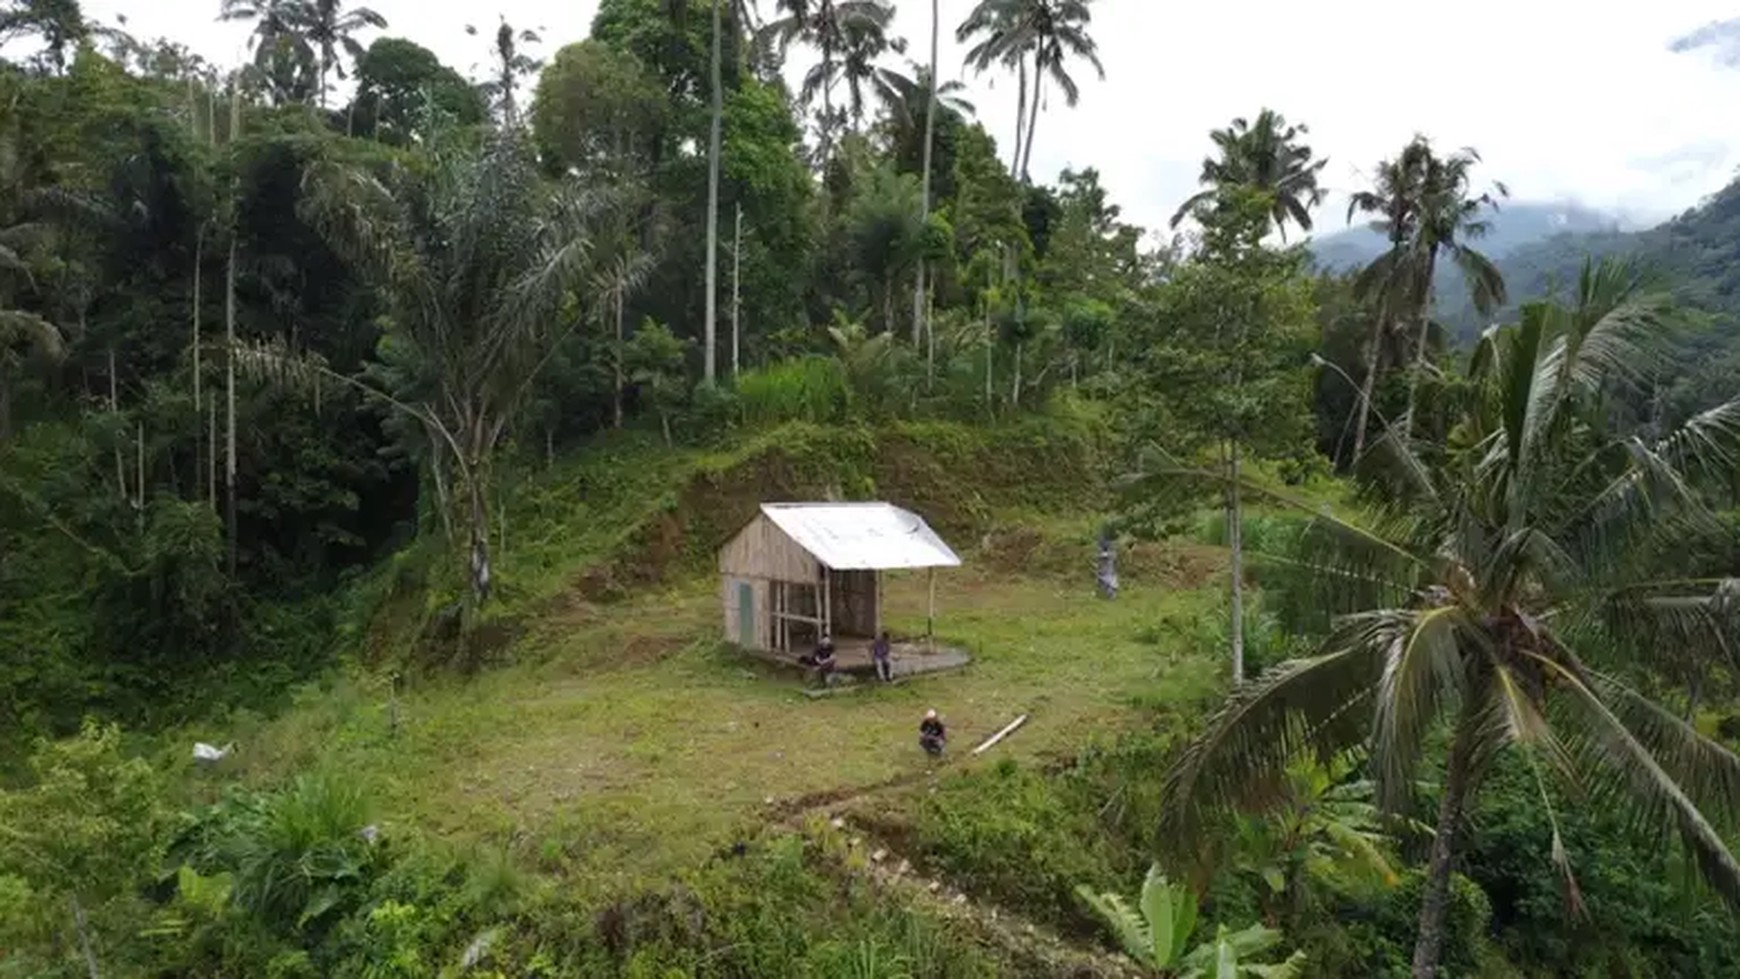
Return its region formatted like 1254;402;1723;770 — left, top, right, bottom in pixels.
760;502;962;571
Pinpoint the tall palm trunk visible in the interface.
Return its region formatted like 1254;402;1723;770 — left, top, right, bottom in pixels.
225;83;240;575
820;39;837;167
1411;700;1482;978
703;0;723;384
1019;53;1043;181
1401;249;1439;439
911;0;939;347
1350;311;1385;463
1011;60;1027;178
732;202;743;375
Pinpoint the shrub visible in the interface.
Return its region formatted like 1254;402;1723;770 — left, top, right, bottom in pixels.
733;356;852;428
909;759;1119;935
174;771;383;936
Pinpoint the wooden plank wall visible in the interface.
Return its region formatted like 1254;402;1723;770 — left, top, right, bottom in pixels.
718;513;818;581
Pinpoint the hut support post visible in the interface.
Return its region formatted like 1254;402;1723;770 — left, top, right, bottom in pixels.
821;568;832;639
875;570;883;637
927;568;936;652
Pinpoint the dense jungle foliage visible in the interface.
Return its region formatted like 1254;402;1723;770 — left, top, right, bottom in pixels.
3;1;1740;977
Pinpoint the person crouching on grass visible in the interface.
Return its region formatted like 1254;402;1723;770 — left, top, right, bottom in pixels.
919;709;946;756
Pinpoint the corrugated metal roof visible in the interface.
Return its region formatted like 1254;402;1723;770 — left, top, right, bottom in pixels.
760;502;962;571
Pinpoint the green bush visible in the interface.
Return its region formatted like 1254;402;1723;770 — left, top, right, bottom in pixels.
1462;757;1740;977
909;759;1121;936
734;356;852;427
173;772;383;937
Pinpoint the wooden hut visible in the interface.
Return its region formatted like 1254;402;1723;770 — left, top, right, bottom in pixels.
719;502;961;659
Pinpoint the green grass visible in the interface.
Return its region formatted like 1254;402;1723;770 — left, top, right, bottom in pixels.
207;555;1227;900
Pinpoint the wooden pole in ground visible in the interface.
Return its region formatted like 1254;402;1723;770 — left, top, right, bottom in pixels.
874;569;883;637
927;568;936;652
821;567;832;640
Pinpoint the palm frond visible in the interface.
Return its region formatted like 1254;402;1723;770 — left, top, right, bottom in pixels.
1541;651;1740;909
0;310;63;359
1160;635;1382;862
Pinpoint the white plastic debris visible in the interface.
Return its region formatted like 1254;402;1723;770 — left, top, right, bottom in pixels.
192;742;234;764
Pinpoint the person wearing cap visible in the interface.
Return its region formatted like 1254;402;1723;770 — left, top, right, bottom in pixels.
810;632;837;684
919;708;946;756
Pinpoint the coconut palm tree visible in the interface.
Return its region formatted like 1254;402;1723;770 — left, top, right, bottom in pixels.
878;63;974;130
1019;0;1102;183
834;7;905;133
0;0;126;75
763;0;897;162
913;0;944;349
1170;109;1327;242
1349;138;1507;440
959;0;1102;182
1343;139;1430;462
299;0;387;109
470;18;541;125
218;0;315;103
956;0;1031;178
1159;260;1740;979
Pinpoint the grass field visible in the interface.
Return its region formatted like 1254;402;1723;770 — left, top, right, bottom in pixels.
202;549;1229;902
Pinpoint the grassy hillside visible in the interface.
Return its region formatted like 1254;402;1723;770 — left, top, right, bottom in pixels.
122;410;1254;974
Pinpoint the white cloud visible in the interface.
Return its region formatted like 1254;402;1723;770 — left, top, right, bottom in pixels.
75;0;1740;234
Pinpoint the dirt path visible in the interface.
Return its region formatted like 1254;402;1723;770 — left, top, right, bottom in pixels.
765;761;1140;979
793;809;1141;978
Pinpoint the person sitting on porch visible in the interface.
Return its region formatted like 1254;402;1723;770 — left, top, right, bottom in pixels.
871;631;893;682
808;633;837;682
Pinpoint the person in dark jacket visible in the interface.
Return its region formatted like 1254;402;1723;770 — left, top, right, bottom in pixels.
919;708;946;756
810;633;836;684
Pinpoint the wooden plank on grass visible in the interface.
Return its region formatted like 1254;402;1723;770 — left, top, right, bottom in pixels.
971;714;1029;755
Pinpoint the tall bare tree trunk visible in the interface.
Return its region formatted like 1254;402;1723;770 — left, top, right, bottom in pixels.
703;0;723;384
1227;440;1244;684
1412;703;1481;978
984;267;994;413
70;893;99;979
109;348;124;501
912;0;939;347
135;422;145;523
192;231;203;483
926;290;936;388
613;285;625;428
1011;60;1027;178
225;235;237;577
208;400;216;506
732;202;742;376
226;84;240;576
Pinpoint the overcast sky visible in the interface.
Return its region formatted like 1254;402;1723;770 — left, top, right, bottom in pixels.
75;0;1740;238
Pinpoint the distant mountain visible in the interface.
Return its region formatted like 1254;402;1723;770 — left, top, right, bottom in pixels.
1307;201;1635;273
1314;179;1740;415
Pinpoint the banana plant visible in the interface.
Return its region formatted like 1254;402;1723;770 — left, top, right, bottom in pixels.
1077;863;1305;978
